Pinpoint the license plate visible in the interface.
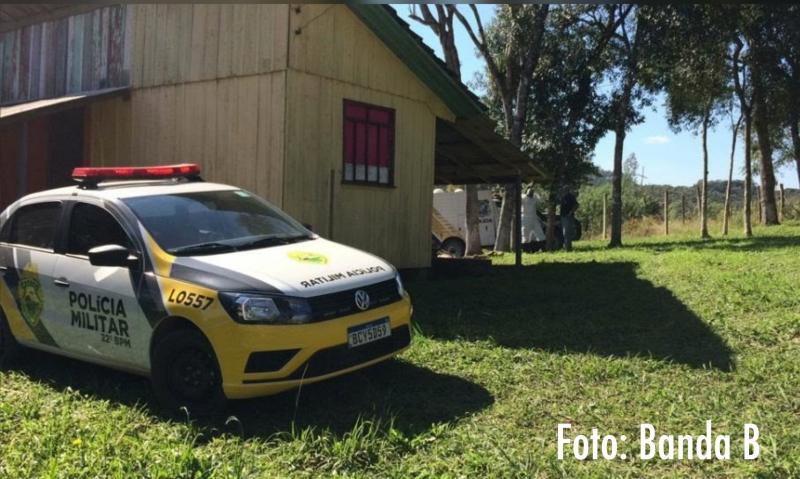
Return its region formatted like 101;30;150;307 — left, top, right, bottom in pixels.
347;317;391;348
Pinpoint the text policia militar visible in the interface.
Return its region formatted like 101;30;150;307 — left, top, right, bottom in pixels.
557;421;760;461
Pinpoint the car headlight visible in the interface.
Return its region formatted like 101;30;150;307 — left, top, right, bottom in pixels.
219;292;313;324
395;273;405;297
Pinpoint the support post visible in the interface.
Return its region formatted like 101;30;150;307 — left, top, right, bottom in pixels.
602;193;607;240
328;168;336;239
514;176;522;268
779;183;785;222
17;121;29;198
664;189;670;235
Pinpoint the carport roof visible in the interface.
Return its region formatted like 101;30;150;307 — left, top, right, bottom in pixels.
349;4;547;184
0;87;129;126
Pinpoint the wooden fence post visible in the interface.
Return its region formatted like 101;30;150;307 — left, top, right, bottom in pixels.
602;193;607;240
664;189;670;235
779;183;785;222
695;185;701;220
681;194;686;223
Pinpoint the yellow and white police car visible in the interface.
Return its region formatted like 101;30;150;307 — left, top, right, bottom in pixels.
0;164;412;414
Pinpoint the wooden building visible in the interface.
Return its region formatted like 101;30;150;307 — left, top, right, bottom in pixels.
0;4;544;269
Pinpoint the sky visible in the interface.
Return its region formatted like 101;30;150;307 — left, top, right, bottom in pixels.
395;5;799;189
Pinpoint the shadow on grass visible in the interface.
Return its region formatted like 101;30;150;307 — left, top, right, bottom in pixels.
410;261;734;371
4;350;492;438
578;234;799;253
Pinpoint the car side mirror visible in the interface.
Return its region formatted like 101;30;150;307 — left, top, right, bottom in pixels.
302;223;313;232
88;244;139;268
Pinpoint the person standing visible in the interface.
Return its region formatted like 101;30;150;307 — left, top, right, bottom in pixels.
560;190;578;252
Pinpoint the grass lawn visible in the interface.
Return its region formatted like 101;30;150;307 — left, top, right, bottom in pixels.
1;225;799;478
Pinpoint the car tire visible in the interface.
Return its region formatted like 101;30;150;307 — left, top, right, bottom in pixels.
0;308;21;368
151;329;227;418
441;237;466;258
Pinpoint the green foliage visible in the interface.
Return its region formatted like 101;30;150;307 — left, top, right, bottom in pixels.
660;5;733;134
481;5;617;194
578;157;661;234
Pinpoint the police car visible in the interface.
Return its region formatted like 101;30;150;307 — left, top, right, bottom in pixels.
0;164;412;414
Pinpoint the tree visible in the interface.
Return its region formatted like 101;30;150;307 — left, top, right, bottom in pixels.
663;5;732;239
744;6;781;225
452;5;550;252
772;5;800;190
408;6;482;256
732;36;755;237
605;5;660;248
512;5;622;250
722;109;743;236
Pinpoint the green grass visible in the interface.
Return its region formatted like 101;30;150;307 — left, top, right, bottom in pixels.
2;225;800;478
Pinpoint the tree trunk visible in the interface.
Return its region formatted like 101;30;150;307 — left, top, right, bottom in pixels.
609;124;625;248
545;192;558;251
722;113;742;236
751;46;780;225
609;50;636;248
743;113;753;237
494;107;526;252
494;183;514;252
464;184;482;255
753;109;780;225
700;111;711;239
791;115;800;191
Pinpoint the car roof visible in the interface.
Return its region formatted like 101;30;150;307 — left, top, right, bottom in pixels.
17;180;239;203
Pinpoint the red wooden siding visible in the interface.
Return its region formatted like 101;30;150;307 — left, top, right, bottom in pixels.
0;5;130;105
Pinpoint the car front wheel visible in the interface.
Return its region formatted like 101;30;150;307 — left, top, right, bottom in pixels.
151;329;227;417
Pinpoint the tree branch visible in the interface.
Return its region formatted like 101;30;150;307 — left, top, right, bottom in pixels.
451;4;508;102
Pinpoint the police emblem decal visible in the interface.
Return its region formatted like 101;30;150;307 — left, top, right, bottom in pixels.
18;264;44;327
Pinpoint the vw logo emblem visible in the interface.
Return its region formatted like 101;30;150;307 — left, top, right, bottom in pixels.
354;290;370;311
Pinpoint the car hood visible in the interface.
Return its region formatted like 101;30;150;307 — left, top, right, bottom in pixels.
173;238;396;297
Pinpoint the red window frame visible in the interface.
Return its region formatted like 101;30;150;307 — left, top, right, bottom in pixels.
342;99;395;187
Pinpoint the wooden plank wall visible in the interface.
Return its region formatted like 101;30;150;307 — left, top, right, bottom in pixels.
285;70;438;268
283;6;455;268
288;6;452;120
87;72;286;207
128;4;288;88
0;124;21;211
86;4;453;268
0;5;130;105
0;117;49;210
85;4;291;207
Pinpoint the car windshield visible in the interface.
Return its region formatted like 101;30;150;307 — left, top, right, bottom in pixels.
122;189;313;255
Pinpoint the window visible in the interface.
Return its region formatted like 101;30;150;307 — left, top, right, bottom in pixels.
122;190;311;255
7;202;62;249
67;203;133;256
343;100;395;186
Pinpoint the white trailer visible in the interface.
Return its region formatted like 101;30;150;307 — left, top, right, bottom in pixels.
432;188;569;257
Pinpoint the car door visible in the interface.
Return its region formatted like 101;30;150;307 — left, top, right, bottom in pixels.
0;201;64;349
48;201;152;371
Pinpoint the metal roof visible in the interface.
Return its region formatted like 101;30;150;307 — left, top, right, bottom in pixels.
0;87;129;127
